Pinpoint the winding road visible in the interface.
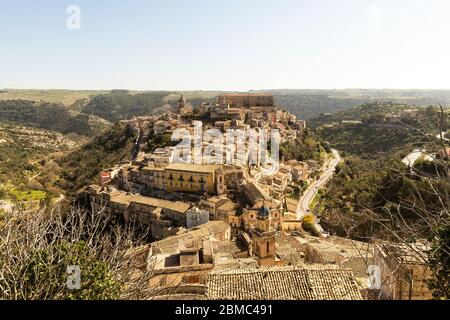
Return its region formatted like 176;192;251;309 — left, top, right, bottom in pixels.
296;149;341;221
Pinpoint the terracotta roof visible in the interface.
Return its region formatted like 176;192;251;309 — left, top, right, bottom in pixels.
217;200;236;212
244;181;269;204
153;221;230;255
219;93;273;97
166;163;220;174
207;266;363;300
131;195;191;214
108;191;191;213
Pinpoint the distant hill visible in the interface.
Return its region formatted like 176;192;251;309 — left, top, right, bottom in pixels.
4;88;450;123
310;102;448;158
0;100;111;136
81;91;171;122
272;93;368;120
262;89;450;120
0;89;108;107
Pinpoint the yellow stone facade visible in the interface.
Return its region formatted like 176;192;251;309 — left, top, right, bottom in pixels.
144;163;223;195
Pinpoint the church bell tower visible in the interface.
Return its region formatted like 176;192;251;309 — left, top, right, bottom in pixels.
251;203;277;266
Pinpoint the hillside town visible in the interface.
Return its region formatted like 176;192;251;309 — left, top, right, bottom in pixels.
77;94;434;300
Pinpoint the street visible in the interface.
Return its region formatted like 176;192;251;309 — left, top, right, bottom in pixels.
296;149;341;222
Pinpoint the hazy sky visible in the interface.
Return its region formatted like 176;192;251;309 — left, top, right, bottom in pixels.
1;0;450;90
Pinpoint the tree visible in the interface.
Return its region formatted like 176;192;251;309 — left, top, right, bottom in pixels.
23;241;121;300
317;104;450;298
0;204;155;300
427;223;450;299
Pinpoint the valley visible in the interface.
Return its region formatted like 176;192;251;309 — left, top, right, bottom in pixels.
0;90;448;301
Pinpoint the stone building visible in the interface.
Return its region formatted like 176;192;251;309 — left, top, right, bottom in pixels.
149;147;175;164
186;207;210;229
241;200;282;232
251;204;278;266
198;195;229;220
79;185;192;240
146;221;232;299
217;93;274;108
117;163;226;195
176;94;193;116
299;236;374;281
373;241;433;300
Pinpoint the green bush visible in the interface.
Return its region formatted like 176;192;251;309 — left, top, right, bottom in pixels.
20;241;121;300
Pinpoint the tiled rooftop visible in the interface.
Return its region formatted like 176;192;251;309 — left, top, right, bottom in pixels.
207;265;363;300
165;163;220;174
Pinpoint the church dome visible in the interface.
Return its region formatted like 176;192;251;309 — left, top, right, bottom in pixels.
258;204;270;219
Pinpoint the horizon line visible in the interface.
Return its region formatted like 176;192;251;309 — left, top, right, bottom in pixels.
4;87;450;92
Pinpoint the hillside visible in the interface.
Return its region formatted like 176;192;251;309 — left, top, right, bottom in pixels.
52;122;137;195
81;91;171;123
310;102;449;158
1;119;136;201
0;100;112;136
316;153;450;241
0;89;109;107
0;123;82;201
266;89;450;120
4;89;450;124
310;102;450;242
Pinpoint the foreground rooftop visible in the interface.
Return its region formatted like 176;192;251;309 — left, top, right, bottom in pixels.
207;265;363;300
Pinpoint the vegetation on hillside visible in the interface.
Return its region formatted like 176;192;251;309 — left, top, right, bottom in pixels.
280;129;330;164
0;89;108;106
0;122;82;201
310;103;450;298
82;91;170;123
54;122;136;195
311;103;449;158
0;100;111;136
0;205;154;300
268;89;450;120
319;154;445;234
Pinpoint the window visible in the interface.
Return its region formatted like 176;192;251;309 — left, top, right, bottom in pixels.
267;242;270;252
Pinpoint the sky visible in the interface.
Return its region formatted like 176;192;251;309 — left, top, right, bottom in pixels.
1;0;450;91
